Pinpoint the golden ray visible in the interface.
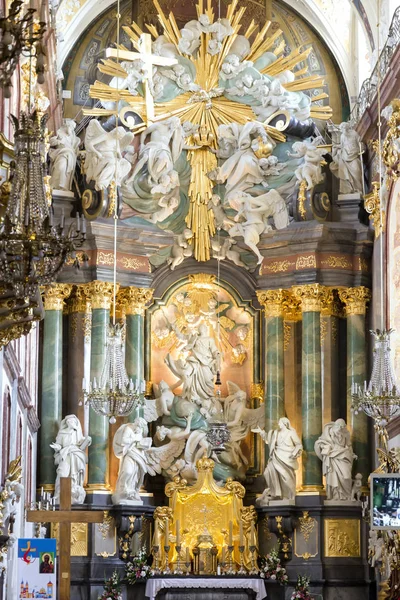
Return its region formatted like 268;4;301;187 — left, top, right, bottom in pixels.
311;92;329;102
97;59;128;78
262;47;312;77
285;76;326;92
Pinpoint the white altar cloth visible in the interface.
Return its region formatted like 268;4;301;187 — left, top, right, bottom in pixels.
145;577;267;600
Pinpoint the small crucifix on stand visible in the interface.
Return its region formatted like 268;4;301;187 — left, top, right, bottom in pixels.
27;477;106;600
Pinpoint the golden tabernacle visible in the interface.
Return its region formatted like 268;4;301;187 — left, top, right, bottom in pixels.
151;457;259;575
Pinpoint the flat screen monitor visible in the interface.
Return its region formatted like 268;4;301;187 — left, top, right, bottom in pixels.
371;473;400;530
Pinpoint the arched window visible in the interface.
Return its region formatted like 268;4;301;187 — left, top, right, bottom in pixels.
1;389;11;482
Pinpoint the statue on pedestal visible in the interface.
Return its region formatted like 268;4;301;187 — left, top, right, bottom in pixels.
112;417;185;505
253;417;302;504
329;122;365;194
314;418;357;501
49;119;81;191
50;415;91;505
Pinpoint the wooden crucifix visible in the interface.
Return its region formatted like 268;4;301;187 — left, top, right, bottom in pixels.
27;478;105;600
105;32;177;122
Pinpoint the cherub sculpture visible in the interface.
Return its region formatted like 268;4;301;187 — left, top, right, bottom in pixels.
167;228;193;270
288;137;326;190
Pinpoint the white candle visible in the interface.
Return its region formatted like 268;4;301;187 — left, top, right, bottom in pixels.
176;520;180;547
229;521;233;546
239;520;243;546
221;546;225;563
217;565;221;575
251;521;256;546
186;547;190;564
154;519;159;546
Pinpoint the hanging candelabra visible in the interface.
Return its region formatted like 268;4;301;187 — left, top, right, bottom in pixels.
82;323;144;423
0;0;45;98
0;110;87;301
351;329;400;427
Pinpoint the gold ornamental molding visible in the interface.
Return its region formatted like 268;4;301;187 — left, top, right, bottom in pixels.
42;284;73;311
87;280;117;310
338;286;371;316
320;288;343;318
117;287;154;316
292;283;330;313
256;289;287;317
364;181;385;240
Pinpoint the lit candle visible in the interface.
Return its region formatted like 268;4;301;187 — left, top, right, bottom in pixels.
251;521;256;546
239;520;243;546
229;521;233;546
176;520;180;547
165;518;169;546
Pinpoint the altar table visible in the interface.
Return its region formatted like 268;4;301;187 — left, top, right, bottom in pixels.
145;577;267;600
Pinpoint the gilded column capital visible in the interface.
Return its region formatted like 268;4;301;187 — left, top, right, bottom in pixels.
292;284;329;312
67;285;92;314
338;286;371;316
117;287;154;316
257;289;287;317
321;288;343;318
42;284;73;311
87;281;117;310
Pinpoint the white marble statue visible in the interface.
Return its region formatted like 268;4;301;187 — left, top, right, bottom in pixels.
352;473;363;501
49;119;80;191
84;121;134;191
253;417;303;504
165;322;221;403
369;530;384;568
329;122;365;194
50;415;91;504
143;380;175;422
112;417;185;505
1;477;23;526
288;137;326;190
314;419;357;501
167;228;193;270
210;194;235;230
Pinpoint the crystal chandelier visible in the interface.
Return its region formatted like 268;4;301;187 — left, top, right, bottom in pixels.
0;110;86;300
351;329;400;426
82;323;143;423
0;0;45;98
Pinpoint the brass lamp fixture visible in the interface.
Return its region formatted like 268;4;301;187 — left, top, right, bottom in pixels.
0;0;45;98
0;110;87;300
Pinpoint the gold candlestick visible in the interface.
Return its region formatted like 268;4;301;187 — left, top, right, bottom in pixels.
249;545;259;575
237;545;246;575
151;545;161;575
163;545;171;574
175;544;183;575
226;544;236;575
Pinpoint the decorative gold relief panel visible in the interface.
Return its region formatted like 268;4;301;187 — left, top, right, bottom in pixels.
324;519;360;558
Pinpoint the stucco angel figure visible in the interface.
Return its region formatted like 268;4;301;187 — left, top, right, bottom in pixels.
253;418;302;504
50;415;92;504
219;381;265;471
228;189;289;264
84;121;134;191
127;116;183;190
143;380;175;423
112;417;185;505
167;228;193;270
329;121;365;194
288;137;326;190
314;418;357;501
49;119;80;191
165;322;221;403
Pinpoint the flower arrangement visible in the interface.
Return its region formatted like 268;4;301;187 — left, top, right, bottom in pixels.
259;548;288;585
125;546;152;584
291;575;312;599
98;571;122;600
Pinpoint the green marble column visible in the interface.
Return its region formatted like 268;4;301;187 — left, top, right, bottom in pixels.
117;287;153;423
257;290;286;435
38;284;72;488
294;284;327;491
338;287;371;483
87;281;115;491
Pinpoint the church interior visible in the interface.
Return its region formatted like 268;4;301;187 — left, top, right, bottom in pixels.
2;0;400;599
